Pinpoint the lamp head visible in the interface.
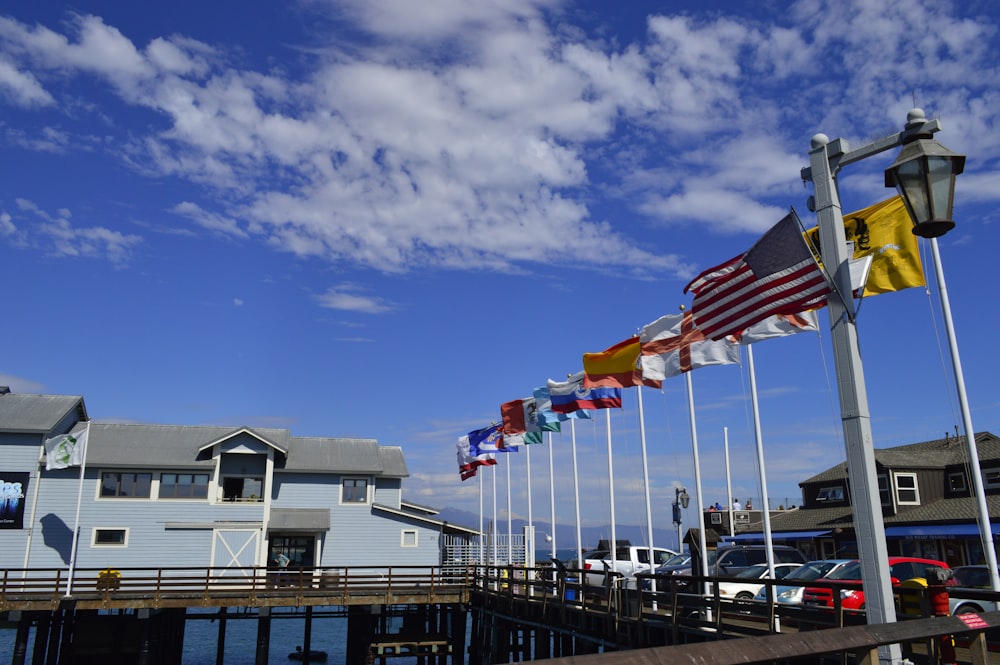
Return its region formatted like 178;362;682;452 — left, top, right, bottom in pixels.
679;488;690;509
885;108;965;238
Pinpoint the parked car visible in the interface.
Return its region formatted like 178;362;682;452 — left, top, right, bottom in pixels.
802;557;953;611
752;559;854;606
669;544;809;578
717;563;803;603
643;553;692;590
602;545;678;588
948;564;1000;615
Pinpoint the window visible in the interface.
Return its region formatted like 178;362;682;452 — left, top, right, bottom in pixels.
100;472;152;498
816;486;845;502
159;473;209;499
93;528;128;546
983;468;1000;490
877;474;892;506
401;530;418;547
342;478;369;504
222;476;264;502
948;471;967;493
894;472;919;505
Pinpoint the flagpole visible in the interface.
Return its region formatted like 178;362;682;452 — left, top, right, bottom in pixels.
746;345;779;628
526;437;534;562
929;237;1000;591
605;408;618;579
686;373;710;607
571;419;583;569
506;457;513;566
636;384;659;606
724;426;734;537
492;465;498;566
548;431;557;560
65;420;92;597
478;469;484;566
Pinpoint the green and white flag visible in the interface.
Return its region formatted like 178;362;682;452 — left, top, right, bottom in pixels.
44;428;89;470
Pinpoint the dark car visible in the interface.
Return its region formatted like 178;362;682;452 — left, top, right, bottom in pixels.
669;545;809;578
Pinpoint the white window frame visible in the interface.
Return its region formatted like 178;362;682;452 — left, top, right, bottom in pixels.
340;477;370;505
894;472;920;505
816;486;845;502
401;529;418;547
92;527;130;547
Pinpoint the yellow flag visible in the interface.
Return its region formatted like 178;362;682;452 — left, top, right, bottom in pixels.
804;195;924;297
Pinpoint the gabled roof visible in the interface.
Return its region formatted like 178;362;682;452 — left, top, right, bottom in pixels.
372;503;479;535
0;391;87;434
801;432;1000;485
197;427;289;455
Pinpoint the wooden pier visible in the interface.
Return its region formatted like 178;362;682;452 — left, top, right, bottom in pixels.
4;564;1000;664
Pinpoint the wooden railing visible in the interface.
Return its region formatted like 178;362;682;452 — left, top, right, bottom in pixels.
0;565;473;611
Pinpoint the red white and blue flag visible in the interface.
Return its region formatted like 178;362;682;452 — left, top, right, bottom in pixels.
546;371;622;414
684;211;831;340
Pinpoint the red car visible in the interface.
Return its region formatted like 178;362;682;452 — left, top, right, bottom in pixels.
802;556;953;611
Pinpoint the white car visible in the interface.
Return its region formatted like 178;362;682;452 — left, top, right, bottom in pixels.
717;563;802;602
752;559;854;606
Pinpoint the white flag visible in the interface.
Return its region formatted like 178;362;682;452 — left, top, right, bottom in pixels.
639;311;740;380
730;309;820;345
44;427;89;470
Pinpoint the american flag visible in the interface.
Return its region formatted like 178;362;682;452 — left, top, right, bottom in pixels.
684;211;831;340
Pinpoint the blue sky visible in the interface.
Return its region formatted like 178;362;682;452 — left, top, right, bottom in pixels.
2;0;998;546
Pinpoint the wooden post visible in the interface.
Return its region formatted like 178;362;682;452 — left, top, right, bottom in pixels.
215;607;227;665
254;607;271;665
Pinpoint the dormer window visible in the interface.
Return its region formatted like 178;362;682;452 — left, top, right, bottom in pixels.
816;486;845;502
948;471;967;493
894;472;919;505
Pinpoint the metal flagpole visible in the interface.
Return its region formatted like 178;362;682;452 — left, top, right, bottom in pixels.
636;384;659;607
548;431;557;560
686;373;710;610
479;469;485;565
492;464;498;566
746;345;779;627
571;419;583;569
929;237;1000;591
526;437;533;550
724;427;734;537
606;409;618;577
65;420;92;597
506;455;513;565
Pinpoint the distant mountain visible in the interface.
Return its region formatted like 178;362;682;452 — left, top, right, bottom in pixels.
433;506;682;551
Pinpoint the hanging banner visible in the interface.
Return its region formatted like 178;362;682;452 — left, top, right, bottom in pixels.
0;472;29;529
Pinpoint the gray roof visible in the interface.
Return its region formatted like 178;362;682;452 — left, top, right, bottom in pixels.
801;432;1000;485
84;423;404;476
0;392;86;434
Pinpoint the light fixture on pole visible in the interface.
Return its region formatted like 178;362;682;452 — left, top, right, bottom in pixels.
802;108;963;665
673;487;689;551
885;109;966;238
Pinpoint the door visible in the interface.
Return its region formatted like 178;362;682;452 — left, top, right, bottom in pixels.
211;528;261;579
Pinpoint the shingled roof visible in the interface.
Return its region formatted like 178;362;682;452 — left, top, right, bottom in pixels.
801;432;1000;485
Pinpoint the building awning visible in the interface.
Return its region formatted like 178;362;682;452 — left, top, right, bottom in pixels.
884;524;1000;539
724;530;831;542
268;508;330;532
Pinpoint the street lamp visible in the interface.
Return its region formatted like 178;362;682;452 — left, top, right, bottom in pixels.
673;487;690;551
885;109;966;238
801;108;964;665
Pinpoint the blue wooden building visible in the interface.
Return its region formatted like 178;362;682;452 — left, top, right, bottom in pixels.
0;387;474;574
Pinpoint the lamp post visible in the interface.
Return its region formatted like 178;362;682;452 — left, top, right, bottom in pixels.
673;487;690;552
801;108;966;665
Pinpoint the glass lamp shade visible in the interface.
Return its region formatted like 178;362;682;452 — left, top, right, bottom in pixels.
885;137;965;238
679;490;690;509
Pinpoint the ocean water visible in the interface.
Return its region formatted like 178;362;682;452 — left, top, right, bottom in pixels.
1;608;450;664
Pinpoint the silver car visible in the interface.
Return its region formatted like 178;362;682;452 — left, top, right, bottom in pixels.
753;559;854;606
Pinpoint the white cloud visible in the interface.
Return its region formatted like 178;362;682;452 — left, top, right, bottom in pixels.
9;198;141;264
316;284;394;314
